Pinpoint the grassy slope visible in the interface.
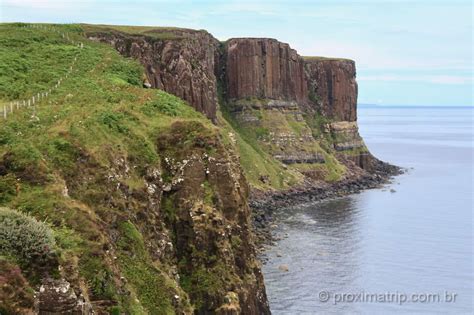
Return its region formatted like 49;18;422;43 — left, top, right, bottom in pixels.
0;22;220;314
220;100;346;183
218;108;304;190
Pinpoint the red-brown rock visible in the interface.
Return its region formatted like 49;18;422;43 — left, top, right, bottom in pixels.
305;58;358;122
224;38;308;104
87;29;220;122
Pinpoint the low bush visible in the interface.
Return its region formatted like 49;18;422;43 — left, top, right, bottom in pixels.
0;207;56;266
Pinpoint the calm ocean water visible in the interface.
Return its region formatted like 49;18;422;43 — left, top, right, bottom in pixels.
262;106;473;314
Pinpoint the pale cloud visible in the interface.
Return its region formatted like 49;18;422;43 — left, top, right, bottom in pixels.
295;39;470;72
358;74;472;85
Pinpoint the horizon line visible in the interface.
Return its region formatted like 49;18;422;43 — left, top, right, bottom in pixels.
359;103;473;108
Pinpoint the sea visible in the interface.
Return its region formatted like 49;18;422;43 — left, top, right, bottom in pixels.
262;105;473;314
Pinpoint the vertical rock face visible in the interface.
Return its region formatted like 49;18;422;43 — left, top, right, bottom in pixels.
304;58;358;122
225;38;308;104
222;38;325;167
222;37;369;171
157;121;270;314
223;39;358;124
304;58;368;168
86;29;220;121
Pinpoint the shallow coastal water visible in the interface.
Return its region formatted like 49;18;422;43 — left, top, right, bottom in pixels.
262;106;473;314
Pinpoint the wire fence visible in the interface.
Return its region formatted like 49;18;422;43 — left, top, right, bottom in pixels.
0;24;85;121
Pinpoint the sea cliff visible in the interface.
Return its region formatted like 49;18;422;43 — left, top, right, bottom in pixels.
0;23;398;315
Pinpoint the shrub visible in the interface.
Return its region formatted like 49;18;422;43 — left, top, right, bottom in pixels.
98;111;129;134
142;98;180;116
0;207;56;266
106;60;142;86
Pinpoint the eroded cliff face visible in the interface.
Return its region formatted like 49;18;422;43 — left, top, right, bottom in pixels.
304;58;370;169
86;28;220;121
156;121;270;314
225;38;308;104
1;119;270;314
221;38;373;179
304;58;358;122
221;38;330;170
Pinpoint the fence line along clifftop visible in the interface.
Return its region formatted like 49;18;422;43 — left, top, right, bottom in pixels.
0;24;85;121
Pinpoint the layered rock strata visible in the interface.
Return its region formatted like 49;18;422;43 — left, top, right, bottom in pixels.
304;57;367;163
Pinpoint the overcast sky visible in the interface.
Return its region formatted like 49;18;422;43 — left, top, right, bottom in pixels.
1;0;472;106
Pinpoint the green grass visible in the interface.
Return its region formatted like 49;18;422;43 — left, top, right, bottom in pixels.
116;221;191;314
216;83;303;190
218;94;348;185
218;108;302;190
0;23;83;101
340;145;369;156
179;261;231;310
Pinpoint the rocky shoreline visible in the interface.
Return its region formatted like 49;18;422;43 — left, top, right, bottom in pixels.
250;159;403;253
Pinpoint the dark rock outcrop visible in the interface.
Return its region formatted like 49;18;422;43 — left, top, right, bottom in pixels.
38;279;92;315
274;152;325;164
86;28;220;121
222;39;359;124
220;37;383;176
